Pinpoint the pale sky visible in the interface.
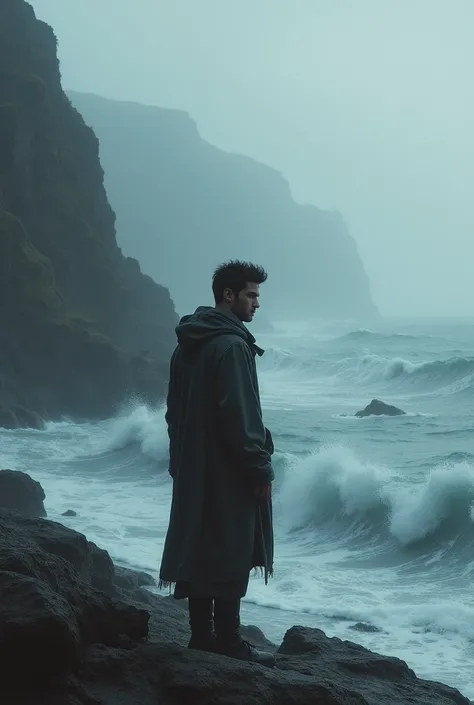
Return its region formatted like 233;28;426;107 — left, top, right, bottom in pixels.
31;0;474;316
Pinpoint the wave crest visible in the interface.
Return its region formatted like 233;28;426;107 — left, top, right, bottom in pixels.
337;328;416;342
261;348;474;396
279;444;474;556
104;403;168;460
329;354;474;388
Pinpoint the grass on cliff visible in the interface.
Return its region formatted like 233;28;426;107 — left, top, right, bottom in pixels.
0;212;114;348
0;211;61;312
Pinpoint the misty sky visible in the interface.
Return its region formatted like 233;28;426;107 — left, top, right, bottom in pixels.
31;0;474;317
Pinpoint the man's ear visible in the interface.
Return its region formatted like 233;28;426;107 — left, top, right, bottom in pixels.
223;288;234;303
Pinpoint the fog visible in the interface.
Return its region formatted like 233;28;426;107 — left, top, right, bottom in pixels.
31;0;474;317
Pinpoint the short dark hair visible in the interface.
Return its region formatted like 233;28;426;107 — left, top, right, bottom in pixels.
212;260;267;303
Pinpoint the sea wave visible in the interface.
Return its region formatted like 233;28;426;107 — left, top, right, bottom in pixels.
327;354;474;389
260;345;474;395
103;403;169;460
336;328;417;342
279;444;474;560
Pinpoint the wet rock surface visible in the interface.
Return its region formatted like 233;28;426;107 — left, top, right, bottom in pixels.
0;469;47;517
355;399;406;417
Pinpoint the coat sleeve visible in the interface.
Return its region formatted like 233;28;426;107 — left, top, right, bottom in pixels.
216;342;274;486
165;349;178;479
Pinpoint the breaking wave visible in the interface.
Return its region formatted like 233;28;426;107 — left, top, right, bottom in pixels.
327;354;474;392
336;328;417;342
279;444;474;562
260;346;474;395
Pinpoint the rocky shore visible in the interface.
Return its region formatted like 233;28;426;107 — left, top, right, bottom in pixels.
0;468;471;705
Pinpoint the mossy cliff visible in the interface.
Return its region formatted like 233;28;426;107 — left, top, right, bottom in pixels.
0;1;178;427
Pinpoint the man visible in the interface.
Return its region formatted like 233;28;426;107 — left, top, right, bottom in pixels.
159;260;275;667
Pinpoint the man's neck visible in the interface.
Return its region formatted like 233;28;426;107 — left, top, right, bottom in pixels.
215;303;232;315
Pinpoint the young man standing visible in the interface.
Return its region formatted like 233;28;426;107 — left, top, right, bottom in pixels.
159;260;275;667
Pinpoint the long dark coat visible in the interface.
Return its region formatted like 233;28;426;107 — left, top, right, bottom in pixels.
159;306;274;589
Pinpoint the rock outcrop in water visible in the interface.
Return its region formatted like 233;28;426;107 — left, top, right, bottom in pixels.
0;469;470;705
356;399;406;417
0;1;178;428
68;90;379;321
0;468;46;517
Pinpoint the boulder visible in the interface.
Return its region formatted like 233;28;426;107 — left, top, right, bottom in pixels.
0;570;81;682
355;399;406;417
113;566;156;591
62;509;78;517
0;469;47;517
77;624;470;705
349;622;383;634
275;627;469;705
0;509;148;688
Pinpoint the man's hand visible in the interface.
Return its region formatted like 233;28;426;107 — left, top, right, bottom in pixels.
254;484;272;501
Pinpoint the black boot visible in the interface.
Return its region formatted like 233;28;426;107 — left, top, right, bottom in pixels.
187;598;216;652
214;597;275;668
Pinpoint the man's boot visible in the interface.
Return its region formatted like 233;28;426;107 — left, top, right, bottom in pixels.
187;597;216;652
213;597;275;668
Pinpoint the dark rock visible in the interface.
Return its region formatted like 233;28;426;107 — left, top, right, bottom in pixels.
113;565;156;591
138;643;362;705
89;542;116;594
349;622;383;634
276;627;469;704
0;505;115;594
0;509;148;690
0;570;81;682
62;509;78;517
239;623;277;651
77;629;471;705
355;399;406;417
0;469;47;517
0;0;178;424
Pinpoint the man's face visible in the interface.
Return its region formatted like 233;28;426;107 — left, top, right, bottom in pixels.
228;282;260;323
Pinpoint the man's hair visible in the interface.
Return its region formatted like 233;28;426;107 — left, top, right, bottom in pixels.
212;260;267;303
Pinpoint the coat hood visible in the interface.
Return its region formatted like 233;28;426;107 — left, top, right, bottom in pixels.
175;306;264;355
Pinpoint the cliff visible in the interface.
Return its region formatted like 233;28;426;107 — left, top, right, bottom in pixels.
68;92;379;320
0;1;178;427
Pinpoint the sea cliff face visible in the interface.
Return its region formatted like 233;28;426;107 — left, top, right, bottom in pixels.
69;91;379;320
0;1;178;427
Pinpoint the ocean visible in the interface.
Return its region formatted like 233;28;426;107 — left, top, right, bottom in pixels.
2;316;474;697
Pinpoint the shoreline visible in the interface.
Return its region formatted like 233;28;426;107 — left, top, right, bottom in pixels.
48;475;474;701
1;470;472;704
